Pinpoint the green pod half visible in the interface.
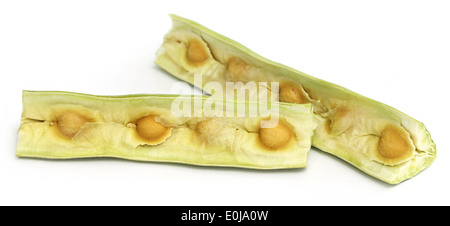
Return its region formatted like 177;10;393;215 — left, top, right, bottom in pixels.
17;91;317;169
155;15;436;184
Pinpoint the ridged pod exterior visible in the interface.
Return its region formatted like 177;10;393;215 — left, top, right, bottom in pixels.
17;91;316;169
155;15;436;184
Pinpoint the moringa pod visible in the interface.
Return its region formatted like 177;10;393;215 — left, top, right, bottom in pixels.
154;15;436;184
17;91;317;169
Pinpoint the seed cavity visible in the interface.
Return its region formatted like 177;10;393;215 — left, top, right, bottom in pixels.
279;83;308;104
377;125;414;165
195;119;224;142
227;57;249;80
195;119;217;136
194;118;239;147
186;39;209;65
136;115;172;144
327;107;352;136
57;112;88;138
259;120;293;149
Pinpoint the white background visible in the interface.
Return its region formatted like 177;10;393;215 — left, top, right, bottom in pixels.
1;0;449;206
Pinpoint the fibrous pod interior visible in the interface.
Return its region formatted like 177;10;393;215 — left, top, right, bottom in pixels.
154;14;436;184
17;91;316;169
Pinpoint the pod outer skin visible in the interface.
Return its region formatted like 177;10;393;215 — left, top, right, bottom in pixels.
17;91;317;170
155;15;437;184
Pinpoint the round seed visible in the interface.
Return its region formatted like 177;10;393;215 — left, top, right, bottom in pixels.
279;83;307;104
378;126;414;161
375;125;415;166
259;121;293;149
136;115;171;142
187;39;209;65
57;112;88;138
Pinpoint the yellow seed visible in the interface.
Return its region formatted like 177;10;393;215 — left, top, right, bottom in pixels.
187;39;209;65
378;126;413;159
57;112;88;138
279;83;308;104
136;115;171;142
259;121;293;149
227;57;248;80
